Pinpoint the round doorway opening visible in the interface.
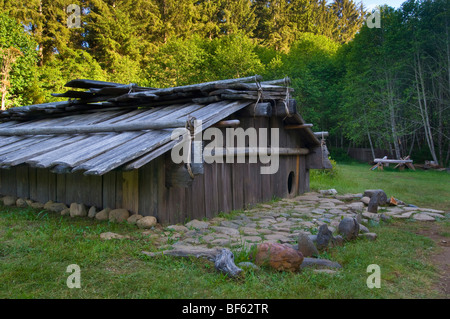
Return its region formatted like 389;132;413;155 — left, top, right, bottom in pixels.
287;171;295;195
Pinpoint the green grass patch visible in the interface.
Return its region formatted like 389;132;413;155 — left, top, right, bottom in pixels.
0;204;445;298
310;162;450;211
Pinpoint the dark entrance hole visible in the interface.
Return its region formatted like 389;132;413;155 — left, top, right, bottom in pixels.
288;171;295;195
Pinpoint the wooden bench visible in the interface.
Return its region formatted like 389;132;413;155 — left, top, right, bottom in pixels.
370;156;415;171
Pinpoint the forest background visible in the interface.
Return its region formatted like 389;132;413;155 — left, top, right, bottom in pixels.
0;0;448;166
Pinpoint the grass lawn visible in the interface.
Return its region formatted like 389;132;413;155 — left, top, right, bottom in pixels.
310;162;450;211
0;161;448;299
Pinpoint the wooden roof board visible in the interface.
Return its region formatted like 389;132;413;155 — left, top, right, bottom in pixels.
0;76;321;175
51;132;143;168
0;135;86;167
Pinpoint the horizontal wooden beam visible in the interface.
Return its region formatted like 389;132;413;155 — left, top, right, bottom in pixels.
237;102;272;117
205;147;309;158
284;124;313;130
314;132;329;138
0;118;194;136
214;120;240;128
274;99;297;117
374;159;413;164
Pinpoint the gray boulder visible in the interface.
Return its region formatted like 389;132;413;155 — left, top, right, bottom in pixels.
2;195;17;206
364;189;388;206
338;217;360;240
70;203;87;218
316;224;333;251
109;208;130;223
88;206;97;218
298;232;319;257
300;258;342;269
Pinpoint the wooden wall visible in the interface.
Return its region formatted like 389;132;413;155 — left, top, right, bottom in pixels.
0;117;310;224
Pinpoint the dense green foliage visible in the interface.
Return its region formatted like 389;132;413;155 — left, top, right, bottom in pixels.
0;0;448;165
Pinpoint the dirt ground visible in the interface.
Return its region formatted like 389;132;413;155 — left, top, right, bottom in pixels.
415;223;449;298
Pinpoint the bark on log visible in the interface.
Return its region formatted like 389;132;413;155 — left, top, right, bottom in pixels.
0;118;193;135
284;124;314;130
213;120;240;128
274;99;297;117
314;132;329;138
374;159;413;164
142;246;242;277
204;147;309;161
237;102;272;117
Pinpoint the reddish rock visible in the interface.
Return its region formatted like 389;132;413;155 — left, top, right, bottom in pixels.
252;243;304;272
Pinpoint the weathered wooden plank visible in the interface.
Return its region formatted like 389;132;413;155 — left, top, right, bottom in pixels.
1;135;85;167
15;165;29;199
85;175;103;208
115;171;123;209
299;155;307;195
53;132;139;168
28;168;37;201
203;163;218;220
165;184;186;224
27;134;108;168
186;162;206;222
231;163;245;211
123;101;252;171
0;118;191;136
138;163;153;216
0;168;16;196
0;137;52;156
270;117;284;198
36;168;49;203
102;171;116;209
155;156;166;222
122;170;139;214
216;162;232;214
48;171;57;202
81;131;170;175
56;174;66;204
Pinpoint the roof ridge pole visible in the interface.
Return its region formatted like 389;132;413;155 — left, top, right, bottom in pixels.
0;118;192;136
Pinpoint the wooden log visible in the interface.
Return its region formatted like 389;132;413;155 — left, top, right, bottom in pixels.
374;159;413;164
213;120;240;128
261;77;291;86
214;249;243;277
51;91;95;99
192;96;221;104
274;99;297;117
0;118;193;136
284;124;314;130
64;79;125;89
205;147;309;159
237;102;272;117
314;132;329;138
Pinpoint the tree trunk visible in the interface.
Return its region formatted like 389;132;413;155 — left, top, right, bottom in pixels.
414;53;439;163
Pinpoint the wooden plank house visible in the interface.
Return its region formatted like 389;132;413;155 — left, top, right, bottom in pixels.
0;76;331;224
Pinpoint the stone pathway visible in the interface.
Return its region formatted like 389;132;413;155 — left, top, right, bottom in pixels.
149;192;448;252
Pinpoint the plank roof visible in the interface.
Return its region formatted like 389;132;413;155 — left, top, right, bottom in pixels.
0;76;320;176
